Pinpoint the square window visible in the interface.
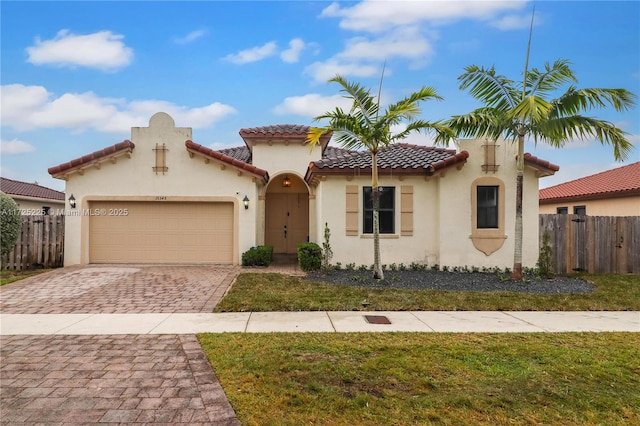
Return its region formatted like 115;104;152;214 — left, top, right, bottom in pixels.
557;207;568;214
573;205;586;216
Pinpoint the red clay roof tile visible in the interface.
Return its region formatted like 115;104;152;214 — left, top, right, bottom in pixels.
185;140;269;183
305;143;469;182
0;177;65;201
48;140;135;177
539;161;640;203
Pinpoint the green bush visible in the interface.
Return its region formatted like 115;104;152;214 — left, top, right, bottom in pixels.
1;192;22;256
297;242;322;272
242;246;273;266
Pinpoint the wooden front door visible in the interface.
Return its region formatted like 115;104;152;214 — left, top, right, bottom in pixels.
265;193;309;254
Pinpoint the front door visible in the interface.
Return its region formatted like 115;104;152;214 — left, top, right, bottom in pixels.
265;193;309;254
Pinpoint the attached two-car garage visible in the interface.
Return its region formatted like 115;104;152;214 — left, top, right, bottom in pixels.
88;201;234;264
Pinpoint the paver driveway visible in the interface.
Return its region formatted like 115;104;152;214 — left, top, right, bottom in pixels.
1;265;241;425
0;265;239;313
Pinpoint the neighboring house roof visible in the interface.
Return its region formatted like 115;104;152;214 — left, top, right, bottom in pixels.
48;140;135;178
0;177;65;201
305;143;470;183
539;161;640;203
185;140;270;184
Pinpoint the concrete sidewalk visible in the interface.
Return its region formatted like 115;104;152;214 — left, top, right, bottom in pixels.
2;311;638;335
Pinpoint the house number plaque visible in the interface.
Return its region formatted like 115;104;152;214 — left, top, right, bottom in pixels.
155;196;167;201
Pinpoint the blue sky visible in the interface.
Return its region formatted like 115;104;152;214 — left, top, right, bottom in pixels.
1;0;638;192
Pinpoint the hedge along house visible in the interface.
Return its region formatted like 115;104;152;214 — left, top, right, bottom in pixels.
49;112;558;268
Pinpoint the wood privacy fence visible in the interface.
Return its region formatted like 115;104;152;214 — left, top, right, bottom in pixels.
1;215;65;270
539;214;640;274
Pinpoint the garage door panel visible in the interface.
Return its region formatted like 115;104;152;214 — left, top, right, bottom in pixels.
89;201;234;264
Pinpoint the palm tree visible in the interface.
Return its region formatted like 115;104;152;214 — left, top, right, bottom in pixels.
445;59;636;279
307;75;453;279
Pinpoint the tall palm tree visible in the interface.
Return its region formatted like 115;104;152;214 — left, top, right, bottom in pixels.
307;75;453;279
445;60;636;279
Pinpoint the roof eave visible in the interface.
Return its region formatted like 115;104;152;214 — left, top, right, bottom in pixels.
185;140;269;184
48;141;135;180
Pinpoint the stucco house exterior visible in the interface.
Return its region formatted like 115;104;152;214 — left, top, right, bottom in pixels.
539;162;640;216
0;177;65;215
49;112;558;268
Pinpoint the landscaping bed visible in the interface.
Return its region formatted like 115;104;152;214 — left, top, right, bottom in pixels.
305;269;595;294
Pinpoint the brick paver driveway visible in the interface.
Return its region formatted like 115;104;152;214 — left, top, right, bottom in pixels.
1;265;241;425
0;265;239;313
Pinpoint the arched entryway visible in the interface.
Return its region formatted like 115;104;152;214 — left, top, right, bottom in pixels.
265;173;310;254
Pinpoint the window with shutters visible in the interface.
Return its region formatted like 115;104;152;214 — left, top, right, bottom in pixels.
363;186;395;234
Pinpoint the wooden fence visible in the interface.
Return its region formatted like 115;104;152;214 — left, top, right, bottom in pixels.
539;214;640;274
1;215;65;270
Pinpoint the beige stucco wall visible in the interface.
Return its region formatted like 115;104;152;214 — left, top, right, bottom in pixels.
314;175;442;267
438;139;541;269
60;112;259;266
314;138;545;269
539;196;640;216
11;196;65;215
251;142;323;177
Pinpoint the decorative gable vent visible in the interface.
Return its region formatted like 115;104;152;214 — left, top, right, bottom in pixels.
481;139;499;173
153;143;168;174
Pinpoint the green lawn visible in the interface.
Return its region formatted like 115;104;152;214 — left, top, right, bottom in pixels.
0;268;53;286
215;272;640;312
199;332;640;426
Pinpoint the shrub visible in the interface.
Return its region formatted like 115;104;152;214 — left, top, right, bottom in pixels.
241;246;273;267
537;230;555;278
321;223;333;272
0;192;21;256
297;242;322;272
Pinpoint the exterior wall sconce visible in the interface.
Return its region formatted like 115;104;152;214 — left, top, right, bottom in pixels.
69;194;76;209
243;195;250;210
282;175;292;187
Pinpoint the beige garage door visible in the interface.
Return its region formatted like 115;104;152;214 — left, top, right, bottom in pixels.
89;201;234;264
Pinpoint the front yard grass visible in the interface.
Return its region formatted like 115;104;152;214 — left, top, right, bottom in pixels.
0;268;52;286
214;273;640;312
199;332;640;426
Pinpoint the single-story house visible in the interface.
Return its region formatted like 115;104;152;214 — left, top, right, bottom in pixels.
49;112;558;268
0;177;65;215
539;161;640;216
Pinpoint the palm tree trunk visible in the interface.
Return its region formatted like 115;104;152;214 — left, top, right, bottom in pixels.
511;135;525;280
371;152;384;280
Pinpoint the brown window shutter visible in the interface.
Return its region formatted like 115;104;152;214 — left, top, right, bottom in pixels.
345;185;359;236
400;185;413;236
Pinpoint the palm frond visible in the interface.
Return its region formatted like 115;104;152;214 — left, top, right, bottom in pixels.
329;75;378;125
550;87;637;118
533;115;634;160
526;59;577;97
510;95;553;124
458;65;519;111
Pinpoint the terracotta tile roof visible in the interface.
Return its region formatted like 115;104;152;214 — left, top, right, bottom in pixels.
540;161;640;203
48;140;135;178
218;146;252;163
305;143;469;182
523;153;560;177
239;124;332;151
239;124;312;137
185;140;269;184
1;177;65;201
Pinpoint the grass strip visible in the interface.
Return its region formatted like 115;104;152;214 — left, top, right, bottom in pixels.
215;273;640;312
199;332;640;426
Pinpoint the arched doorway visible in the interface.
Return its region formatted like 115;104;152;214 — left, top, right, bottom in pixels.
265;173;310;254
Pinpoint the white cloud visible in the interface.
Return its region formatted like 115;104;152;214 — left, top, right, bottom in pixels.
26;29;133;71
273;94;352;117
174;29;208;44
321;0;527;33
280;38;306;63
339;27;433;62
0;84;236;134
0;138;36;154
305;58;380;83
490;13;538;30
224;41;277;64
